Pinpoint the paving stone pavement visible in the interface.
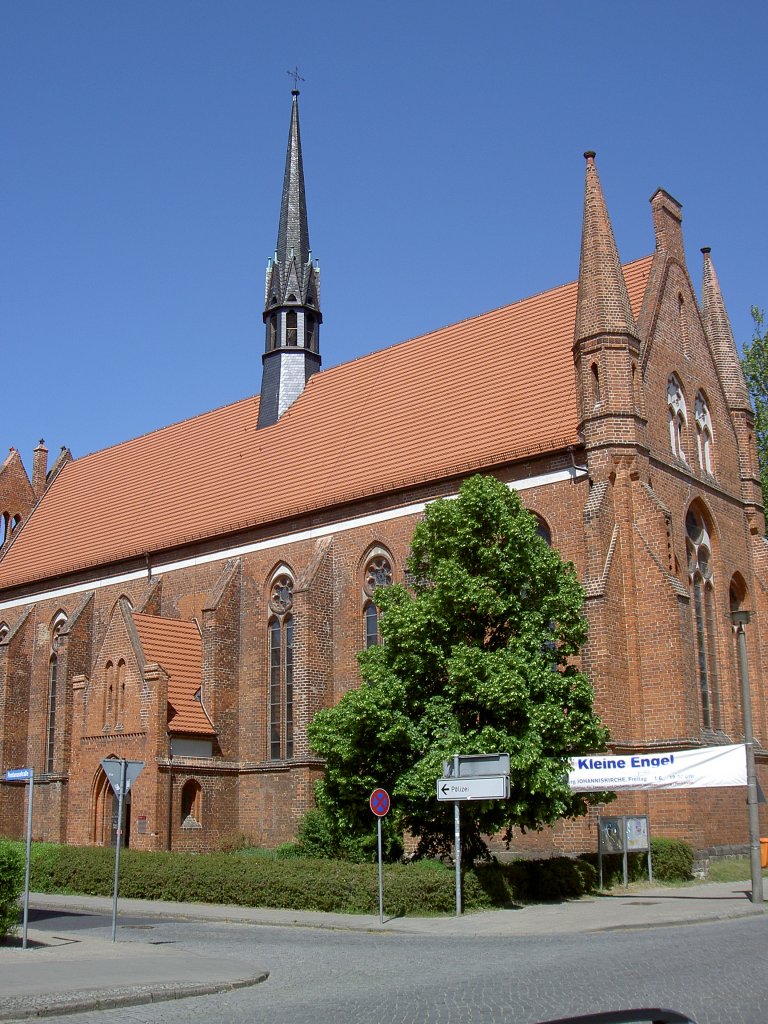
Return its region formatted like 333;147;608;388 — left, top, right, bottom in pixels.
0;882;764;1022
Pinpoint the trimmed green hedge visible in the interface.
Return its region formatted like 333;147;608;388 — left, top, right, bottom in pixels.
0;840;24;938
5;841;598;914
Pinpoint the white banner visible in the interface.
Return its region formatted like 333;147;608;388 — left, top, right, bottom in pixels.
568;744;746;792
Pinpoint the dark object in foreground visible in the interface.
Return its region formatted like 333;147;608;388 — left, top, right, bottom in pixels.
537;1010;696;1024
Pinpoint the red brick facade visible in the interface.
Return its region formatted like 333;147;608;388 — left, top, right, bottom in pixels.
0;156;766;859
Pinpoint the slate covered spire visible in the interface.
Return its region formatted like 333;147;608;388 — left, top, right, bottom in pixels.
276;90;311;278
700;247;750;410
258;89;322;430
575;152;638;342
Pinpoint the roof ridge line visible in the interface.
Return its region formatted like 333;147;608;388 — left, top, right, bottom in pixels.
321;254;654;375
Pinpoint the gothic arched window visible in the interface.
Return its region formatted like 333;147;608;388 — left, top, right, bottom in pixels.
694;391;714;475
686;508;720;731
306;314;316;351
534;516;553;547
667;374;688;462
363;553;393;648
46;612;67;773
104;661;114;729
116;659;126;728
268;573;294;760
181;779;202;826
286;310;298;345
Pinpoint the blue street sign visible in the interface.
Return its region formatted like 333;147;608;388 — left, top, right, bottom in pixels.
5;767;32;781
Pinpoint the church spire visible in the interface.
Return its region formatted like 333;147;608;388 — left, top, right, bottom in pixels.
573;153;645;475
276;90;311;274
700;247;750;410
258;88;322;430
575;152;638;342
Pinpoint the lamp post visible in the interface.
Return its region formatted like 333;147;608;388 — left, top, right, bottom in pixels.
730;609;763;904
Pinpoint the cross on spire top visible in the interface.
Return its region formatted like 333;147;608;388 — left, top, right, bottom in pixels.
287;66;305;93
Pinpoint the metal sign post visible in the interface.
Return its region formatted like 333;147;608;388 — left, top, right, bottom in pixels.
5;767;34;949
369;788;390;924
436;753;510;917
100;759;144;942
111;759;126;942
453;755;461;917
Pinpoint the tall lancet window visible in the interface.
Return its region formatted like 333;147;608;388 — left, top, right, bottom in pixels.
694;391;714;475
686;508;720;731
268;572;294;760
363;552;393;648
46;612;67;773
667;374;687;462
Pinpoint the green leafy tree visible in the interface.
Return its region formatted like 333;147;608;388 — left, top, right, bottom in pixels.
742;307;768;517
308;474;609;863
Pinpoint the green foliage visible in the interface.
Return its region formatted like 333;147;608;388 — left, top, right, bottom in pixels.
707;856;768;882
581;836;694;887
650;837;693;882
4;839;595;912
294;808;403;863
742;307;768;517
308;474;609;863
580;850;648;888
0;839;25;938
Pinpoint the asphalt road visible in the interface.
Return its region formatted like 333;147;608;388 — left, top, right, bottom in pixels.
23;907;768;1024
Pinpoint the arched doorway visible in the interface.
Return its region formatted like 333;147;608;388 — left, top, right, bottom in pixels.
91;763;132;847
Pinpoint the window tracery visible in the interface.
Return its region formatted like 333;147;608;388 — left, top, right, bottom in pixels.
694;391;714;475
686;508;720;731
667;375;687;462
46;612;67;773
363;552;393;648
268;572;294;760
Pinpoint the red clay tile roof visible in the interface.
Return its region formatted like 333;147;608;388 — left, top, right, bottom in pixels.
0;258;652;590
132;613;214;735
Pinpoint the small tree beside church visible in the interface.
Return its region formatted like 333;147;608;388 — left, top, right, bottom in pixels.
308;474;609;862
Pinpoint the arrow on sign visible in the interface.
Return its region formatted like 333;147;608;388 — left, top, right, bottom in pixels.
436;775;508;801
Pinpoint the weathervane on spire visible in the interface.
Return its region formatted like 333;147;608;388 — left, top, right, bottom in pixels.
287;66;305;92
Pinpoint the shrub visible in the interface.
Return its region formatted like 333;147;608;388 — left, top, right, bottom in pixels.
0;840;24;939
6;839;595;914
295;808;403;863
579;850;649;888
579;837;694;887
650;837;693;881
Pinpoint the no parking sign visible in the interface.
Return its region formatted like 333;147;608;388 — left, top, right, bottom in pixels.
369;788;390;922
369;787;390;817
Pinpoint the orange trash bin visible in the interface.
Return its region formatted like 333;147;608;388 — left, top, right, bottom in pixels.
761;838;768;869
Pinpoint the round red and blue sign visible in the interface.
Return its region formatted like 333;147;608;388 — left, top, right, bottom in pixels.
369;787;391;817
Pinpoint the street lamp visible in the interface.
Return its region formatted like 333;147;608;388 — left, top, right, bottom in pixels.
730;609;763;904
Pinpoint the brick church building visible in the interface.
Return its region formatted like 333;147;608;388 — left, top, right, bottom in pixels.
1;92;766;856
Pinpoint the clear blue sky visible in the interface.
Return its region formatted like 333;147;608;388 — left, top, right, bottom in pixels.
2;1;766;464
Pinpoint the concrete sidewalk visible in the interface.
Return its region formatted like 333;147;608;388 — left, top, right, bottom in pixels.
0;882;765;1021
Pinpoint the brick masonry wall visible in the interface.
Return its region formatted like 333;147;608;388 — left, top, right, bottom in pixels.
0;207;766;856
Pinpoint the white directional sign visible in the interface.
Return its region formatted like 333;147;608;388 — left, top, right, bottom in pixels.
436;775;508;801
